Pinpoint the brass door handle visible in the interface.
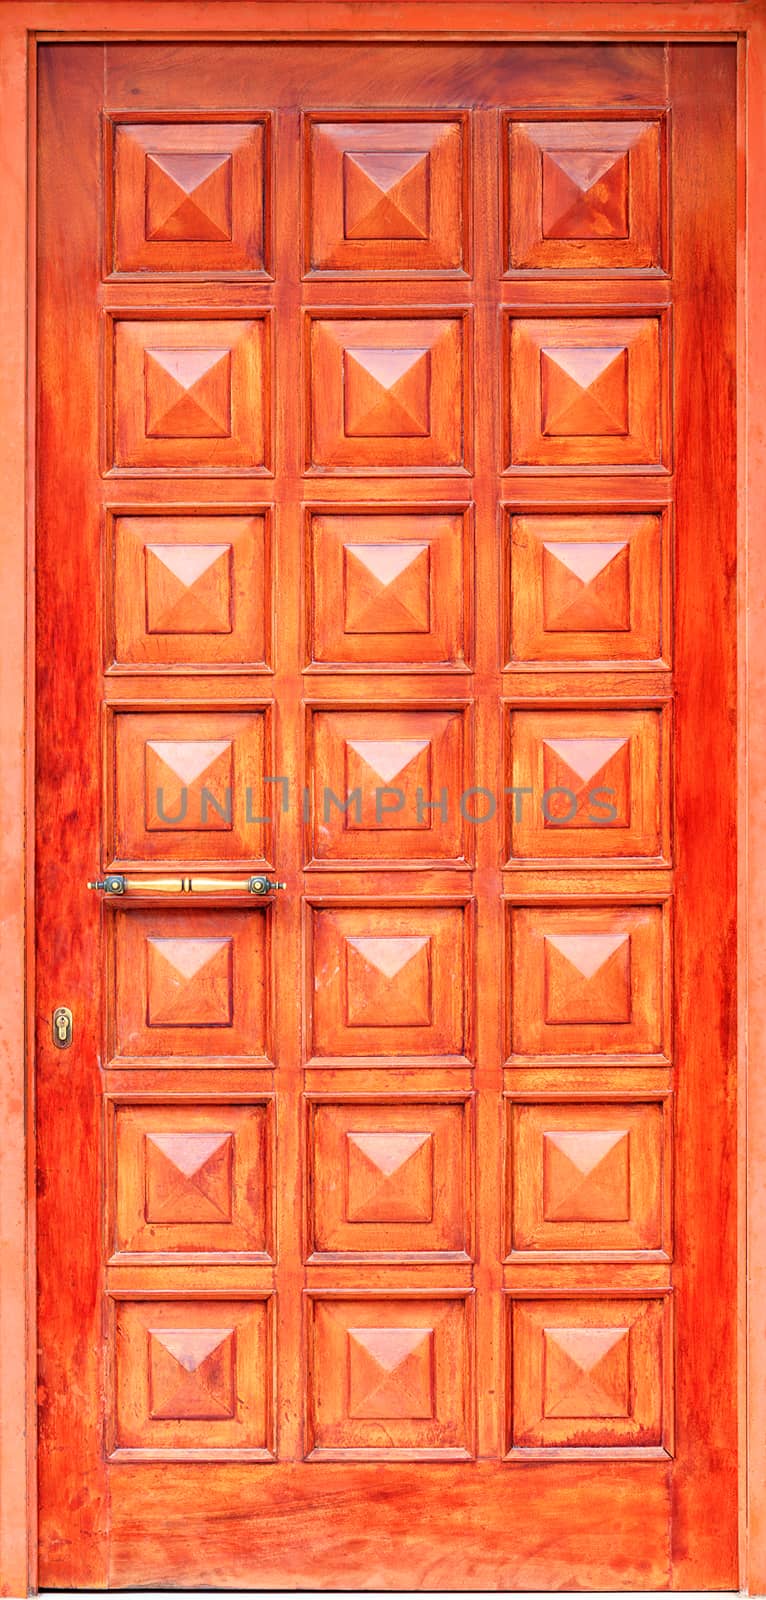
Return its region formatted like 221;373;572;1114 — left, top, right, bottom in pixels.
87;873;286;897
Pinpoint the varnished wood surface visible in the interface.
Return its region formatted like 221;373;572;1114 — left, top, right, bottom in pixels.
33;32;737;1593
108;1459;672;1590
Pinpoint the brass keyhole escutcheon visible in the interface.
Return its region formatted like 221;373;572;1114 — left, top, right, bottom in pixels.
52;1006;73;1049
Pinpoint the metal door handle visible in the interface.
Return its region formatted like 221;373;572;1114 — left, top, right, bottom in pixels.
87;873;286;897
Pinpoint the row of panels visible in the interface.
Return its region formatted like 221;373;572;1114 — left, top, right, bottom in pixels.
107;507;671;671
103;903;672;1065
105;707;672;866
107;1094;672;1261
106;112;668;278
108;1290;673;1458
105;312;670;473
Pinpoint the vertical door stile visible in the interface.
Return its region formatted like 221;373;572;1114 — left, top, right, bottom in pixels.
272;99;305;1469
472;103;506;1461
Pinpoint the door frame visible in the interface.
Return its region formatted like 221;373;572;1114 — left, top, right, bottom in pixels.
1;4;763;1594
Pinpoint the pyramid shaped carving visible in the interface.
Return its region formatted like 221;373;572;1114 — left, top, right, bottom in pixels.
148;1325;236;1419
540;345;629;437
147;738;231;789
146;935;234;1027
542;539;630;632
542;148;629;240
544;930;631;1024
545;931;629;980
542;1325;630;1419
344;542;430;634
542;1128;630;1222
344;346;431;438
145;542;233;635
345;934;431;1028
347;1326;434;1418
343;149;430;240
144;1130;234;1223
346;1130;434;1223
541;734;630;828
144;347;232;438
347;934;429;980
543;736;628;788
346;738;429;786
145;150;233;242
145;737;233;830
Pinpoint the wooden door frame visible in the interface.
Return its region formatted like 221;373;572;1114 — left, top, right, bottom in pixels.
0;5;762;1593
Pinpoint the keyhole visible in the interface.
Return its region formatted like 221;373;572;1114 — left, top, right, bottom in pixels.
52;1007;72;1048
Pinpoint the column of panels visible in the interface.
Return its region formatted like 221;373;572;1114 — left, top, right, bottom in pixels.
502;110;674;1459
302;113;477;1460
102;114;278;1459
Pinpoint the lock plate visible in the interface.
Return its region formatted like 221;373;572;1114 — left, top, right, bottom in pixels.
52;1006;73;1049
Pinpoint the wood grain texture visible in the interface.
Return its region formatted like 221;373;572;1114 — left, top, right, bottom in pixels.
667;42;738;1589
107;1458;671;1589
33;31;738;1593
36;43;108;1587
745;12;766;1593
0;13;35;1598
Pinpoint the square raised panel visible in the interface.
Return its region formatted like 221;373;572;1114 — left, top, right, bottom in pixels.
109;908;270;1065
308;1098;471;1258
306;1293;473;1458
110;512;271;670
508;1100;668;1254
309;904;469;1063
509;904;668;1061
506;116;664;271
308;707;469;865
509;1296;670;1453
307;315;468;472
508;707;669;862
506;316;666;470
110;316;270;473
111;709;270;865
110;1100;273;1258
508;511;665;664
111;1296;274;1458
305;115;467;275
308;509;471;669
109;118;270;275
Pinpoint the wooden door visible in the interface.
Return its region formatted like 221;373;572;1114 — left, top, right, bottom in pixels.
35;37;737;1590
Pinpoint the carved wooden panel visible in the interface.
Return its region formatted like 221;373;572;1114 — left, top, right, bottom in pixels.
110;1099;273;1258
109;118;270;275
307;1097;471;1259
308;706;469;864
509;1296;670;1453
307;314;468;471
509;905;668;1061
506;316;665;469
306;1294;473;1458
309;904;469;1062
112;1296;274;1457
34;37;742;1592
508;707;668;862
110;316;270;472
308;508;470;669
110;512;271;670
305;115;467;275
508;511;665;664
506;116;664;271
111;709;269;864
109;908;270;1066
508;1100;668;1254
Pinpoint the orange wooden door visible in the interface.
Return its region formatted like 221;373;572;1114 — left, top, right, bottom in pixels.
35;38;737;1590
